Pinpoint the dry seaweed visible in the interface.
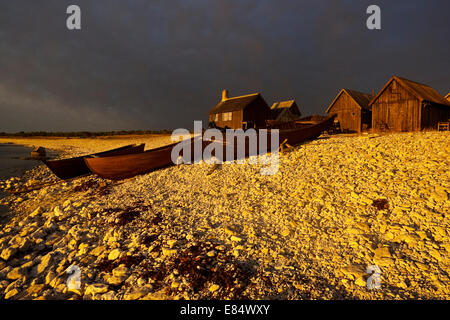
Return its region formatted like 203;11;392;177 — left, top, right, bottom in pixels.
112;209;140;226
372;198;389;210
170;242;253;298
95;254;144;273
142;234;158;246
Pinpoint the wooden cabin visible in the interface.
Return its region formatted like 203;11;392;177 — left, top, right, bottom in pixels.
208;90;271;129
325;89;373;133
370;76;450;131
270;100;302;122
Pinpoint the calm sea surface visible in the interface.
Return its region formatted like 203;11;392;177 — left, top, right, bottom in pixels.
0;143;42;180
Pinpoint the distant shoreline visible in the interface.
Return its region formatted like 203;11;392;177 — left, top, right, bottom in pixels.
0;130;175;138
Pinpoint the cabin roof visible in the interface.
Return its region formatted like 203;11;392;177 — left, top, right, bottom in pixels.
326;89;373;113
271;100;296;110
369;76;450;107
208;93;262;115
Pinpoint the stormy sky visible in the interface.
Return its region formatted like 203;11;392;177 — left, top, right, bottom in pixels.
0;0;449;132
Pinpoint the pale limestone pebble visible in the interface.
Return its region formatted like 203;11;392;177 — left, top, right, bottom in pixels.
6;267;27;280
55;258;68;274
1;246;18;261
77;243;90;256
340;264;367;281
137;277;148;287
162;247;177;256
123;285;153;300
98;291;117;300
141;290;170;300
36;253;53;274
209;284;220;293
106;275;126;286
104;265;129;286
230;236;242;242
53;206;64;217
84;283;109;296
5;288;19;299
90;245;106;257
4;278;24;297
167;239;177;248
30;207;43;218
206;250;216;257
108;248;122;260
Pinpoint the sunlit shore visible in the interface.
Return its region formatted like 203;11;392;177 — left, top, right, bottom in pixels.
0;134;175;157
0;131;449;300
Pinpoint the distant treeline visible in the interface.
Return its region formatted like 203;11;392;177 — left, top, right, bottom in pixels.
0;130;173;137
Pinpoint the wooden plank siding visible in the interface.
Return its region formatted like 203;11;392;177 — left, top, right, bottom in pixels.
327;93;362;133
371;77;450;131
371;81;421;131
326;89;372;133
209;110;243;129
208;92;271;129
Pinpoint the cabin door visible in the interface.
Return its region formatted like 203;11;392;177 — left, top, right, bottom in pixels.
388;104;403;131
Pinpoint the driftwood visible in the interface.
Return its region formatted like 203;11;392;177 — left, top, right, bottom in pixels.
279;138;294;153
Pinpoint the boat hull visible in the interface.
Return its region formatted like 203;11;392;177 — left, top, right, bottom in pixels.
85;115;336;181
43;144;145;180
85;139;210;180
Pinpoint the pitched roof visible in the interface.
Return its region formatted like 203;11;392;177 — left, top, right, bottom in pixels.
326;89;373;113
271;100;296;110
208;93;261;114
369;76;450;106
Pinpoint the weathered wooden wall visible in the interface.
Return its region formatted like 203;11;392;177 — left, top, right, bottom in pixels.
371;80;421;131
243;98;271;128
422;104;450;128
327;93;363;133
209;110;243;129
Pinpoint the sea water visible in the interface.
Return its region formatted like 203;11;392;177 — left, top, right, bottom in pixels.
0;143;42;180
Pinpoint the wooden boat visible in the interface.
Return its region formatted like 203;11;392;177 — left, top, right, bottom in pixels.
85;115;336;180
220;114;336;159
266;115;332;129
43;144;145;180
85;138;211;180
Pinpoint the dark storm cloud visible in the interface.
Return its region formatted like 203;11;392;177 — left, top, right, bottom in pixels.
0;0;449;132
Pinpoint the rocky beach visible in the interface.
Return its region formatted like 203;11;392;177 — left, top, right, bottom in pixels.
0;131;448;300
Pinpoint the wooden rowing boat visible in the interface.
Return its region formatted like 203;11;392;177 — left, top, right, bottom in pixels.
216;114;336;159
84;139;211;180
85;115;336;181
43;144;145;180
